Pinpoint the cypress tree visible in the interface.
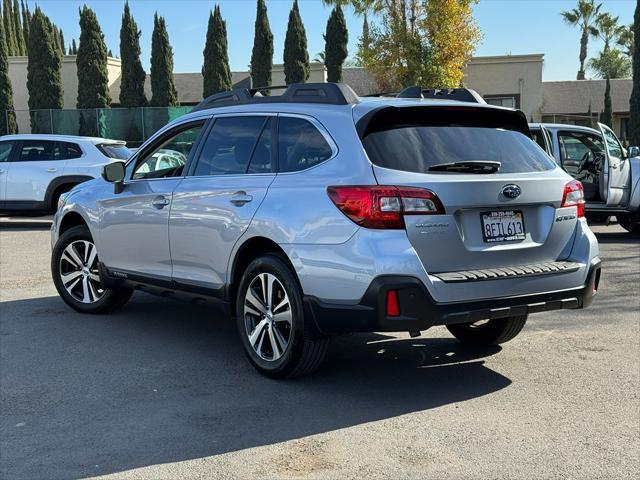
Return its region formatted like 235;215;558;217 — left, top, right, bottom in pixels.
601;77;613;128
324;5;348;83
20;0;28;49
3;0;16;55
629;0;640;146
119;0;146;106
59;27;65;55
283;0;309;84
202;5;231;97
27;8;63;132
76;6;110;109
12;0;23;55
250;0;273;90
0;19;17;134
71;38;77;54
150;13;177;107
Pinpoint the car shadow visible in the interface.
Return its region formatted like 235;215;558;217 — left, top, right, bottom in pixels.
0;294;509;479
593;230;640;244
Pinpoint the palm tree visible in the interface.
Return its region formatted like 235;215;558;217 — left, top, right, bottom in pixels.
617;24;634;58
561;0;602;80
593;12;622;51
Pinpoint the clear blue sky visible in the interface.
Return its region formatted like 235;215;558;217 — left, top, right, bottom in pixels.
33;0;636;81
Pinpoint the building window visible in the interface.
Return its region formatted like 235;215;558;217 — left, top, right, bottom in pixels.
484;94;520;109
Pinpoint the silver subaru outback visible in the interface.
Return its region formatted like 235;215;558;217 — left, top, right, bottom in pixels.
51;83;601;378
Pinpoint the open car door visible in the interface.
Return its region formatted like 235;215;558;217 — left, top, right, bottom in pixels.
598;122;631;206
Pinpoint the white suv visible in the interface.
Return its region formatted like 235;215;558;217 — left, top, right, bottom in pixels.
0;135;130;214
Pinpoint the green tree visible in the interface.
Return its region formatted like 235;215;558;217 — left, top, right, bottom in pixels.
588;47;631;79
629;1;640;146
250;0;273;90
119;0;146;107
601;76;612;127
77;5;110;136
561;0;602;80
284;0;309;84
12;0;23;55
71;38;77;54
3;0;16;55
0;19;17;134
27;7;63;132
593;12;622;51
202;5;231;97
20;0;28;48
150;13;177;107
58;26;65;55
617;23;634;58
324;5;348;82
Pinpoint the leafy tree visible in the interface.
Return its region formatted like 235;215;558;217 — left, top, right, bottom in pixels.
324;5;348;82
561;0;602;80
3;0;16;55
71;38;77;54
588;47;631;79
119;0;147;107
283;0;309;84
20;0;28;47
12;0;23;55
0;19;17;133
202;5;231;97
150;13;177;107
617;24;633;58
250;0;273;90
601;76;612;127
593;12;623;51
629;1;640;146
58;26;65;55
27;7;63;132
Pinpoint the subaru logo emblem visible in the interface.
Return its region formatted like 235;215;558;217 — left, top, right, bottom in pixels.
502;184;521;199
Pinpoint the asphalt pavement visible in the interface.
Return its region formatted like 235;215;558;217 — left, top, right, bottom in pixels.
0;221;638;479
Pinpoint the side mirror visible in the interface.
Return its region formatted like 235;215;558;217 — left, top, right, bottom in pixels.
102;161;126;194
628;146;640;158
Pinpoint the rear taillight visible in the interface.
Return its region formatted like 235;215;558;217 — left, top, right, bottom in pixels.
561;180;585;218
327;185;444;229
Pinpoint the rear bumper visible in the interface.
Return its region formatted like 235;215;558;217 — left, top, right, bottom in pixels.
305;258;601;335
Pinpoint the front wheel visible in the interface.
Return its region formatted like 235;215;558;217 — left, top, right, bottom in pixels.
236;254;329;378
51;225;132;313
446;315;528;346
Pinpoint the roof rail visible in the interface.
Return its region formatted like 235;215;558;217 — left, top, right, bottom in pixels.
397;86;486;104
192;82;359;112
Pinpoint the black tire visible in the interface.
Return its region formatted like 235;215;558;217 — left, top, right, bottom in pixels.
235;254;329;378
446;315;528;346
51;225;132;314
616;214;640;234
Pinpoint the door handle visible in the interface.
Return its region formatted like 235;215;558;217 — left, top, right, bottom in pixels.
47;167;58;173
230;191;253;206
151;195;170;209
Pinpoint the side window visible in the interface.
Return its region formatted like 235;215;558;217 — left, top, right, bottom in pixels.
248;118;273;174
192;116;268;176
558;131;604;175
18;140;62;161
278;117;333;173
530;129;547;151
602;127;623;159
132;123;204;180
0;141;14;162
62;142;83;159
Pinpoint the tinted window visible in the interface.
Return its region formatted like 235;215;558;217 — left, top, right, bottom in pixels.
61;142;83;159
193;116;267;176
132;123;204;180
530;129;548;152
18;140;62;161
363;126;556;174
0;141;14;162
248;118;273;174
99;144;131;160
278;117;333;173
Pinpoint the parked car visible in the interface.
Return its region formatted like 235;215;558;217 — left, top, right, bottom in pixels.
529;123;640;233
50;84;601;378
0;134;131;214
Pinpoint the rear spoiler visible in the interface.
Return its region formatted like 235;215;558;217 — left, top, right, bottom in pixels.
356;104;531;139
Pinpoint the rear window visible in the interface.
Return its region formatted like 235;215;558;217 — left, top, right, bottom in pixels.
363;126;556;174
98;144;131;160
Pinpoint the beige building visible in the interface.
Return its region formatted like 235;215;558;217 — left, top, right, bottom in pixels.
5;54;634;141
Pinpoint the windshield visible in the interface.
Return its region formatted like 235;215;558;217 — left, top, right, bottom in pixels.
362;126;557;174
98;144;132;160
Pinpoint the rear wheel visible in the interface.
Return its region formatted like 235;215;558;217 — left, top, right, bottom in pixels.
446;315;528;346
236;254;329;378
51;225;132;313
616;213;640;234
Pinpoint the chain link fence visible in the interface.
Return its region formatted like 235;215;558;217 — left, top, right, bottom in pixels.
1;106;194;147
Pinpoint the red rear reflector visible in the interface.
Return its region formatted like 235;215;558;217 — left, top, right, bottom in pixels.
386;290;400;317
327;185;445;229
561;179;585;218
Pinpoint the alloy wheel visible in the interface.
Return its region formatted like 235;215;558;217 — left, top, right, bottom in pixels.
59;240;104;304
243;273;292;362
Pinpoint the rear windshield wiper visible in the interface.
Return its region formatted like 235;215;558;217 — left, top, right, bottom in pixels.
427;161;501;174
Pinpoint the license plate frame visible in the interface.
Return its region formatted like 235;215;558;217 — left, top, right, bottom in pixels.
481;210;526;243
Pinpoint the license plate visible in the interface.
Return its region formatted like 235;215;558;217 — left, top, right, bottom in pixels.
481;210;526;243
